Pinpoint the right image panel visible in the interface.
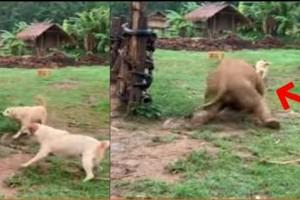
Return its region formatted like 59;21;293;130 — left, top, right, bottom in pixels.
110;1;300;199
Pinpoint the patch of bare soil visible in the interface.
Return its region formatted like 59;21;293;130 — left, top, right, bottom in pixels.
0;152;31;198
111;117;219;188
233;145;256;161
0;133;32;199
156;35;297;51
0;52;108;69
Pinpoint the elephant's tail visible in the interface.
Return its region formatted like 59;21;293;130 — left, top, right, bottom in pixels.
201;88;225;110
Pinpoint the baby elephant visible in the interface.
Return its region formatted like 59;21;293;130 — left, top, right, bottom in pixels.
191;58;280;129
2;96;47;139
21;123;110;182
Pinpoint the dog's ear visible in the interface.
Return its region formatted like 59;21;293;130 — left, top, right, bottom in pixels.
28;123;39;135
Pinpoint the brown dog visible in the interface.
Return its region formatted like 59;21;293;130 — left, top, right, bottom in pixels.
37;68;52;77
207;51;224;61
2;96;47;139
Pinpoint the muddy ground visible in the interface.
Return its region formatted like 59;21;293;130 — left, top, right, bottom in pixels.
0;52;108;69
156;35;299;51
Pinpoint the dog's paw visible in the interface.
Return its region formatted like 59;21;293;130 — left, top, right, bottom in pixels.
12;134;21;139
83;175;94;182
12;135;19;139
20;163;29;168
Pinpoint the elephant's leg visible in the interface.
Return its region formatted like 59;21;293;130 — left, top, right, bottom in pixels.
254;98;280;129
189;102;222;128
234;87;280;129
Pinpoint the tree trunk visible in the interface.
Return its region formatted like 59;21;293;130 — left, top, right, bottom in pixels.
126;2;148;112
84;33;96;53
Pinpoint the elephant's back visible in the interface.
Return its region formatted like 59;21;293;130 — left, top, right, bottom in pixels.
217;58;258;83
218;58;255;74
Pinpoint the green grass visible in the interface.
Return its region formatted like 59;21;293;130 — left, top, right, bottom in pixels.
119;49;300;198
0;66;109;199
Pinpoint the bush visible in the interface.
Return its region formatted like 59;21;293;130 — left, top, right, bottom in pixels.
0;21;29;56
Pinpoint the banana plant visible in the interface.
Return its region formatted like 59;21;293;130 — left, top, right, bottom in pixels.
0;21;29;56
239;2;300;36
63;6;109;53
166;2;199;37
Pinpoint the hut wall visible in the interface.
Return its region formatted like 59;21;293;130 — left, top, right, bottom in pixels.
148;20;166;29
216;13;234;31
207;13;237;35
45;33;61;48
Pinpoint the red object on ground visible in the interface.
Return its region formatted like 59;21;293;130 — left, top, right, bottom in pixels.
276;81;300;110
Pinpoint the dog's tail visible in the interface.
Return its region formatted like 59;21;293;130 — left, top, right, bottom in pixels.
95;140;110;164
34;95;47;107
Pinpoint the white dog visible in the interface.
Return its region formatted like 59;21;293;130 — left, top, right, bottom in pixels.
255;60;271;80
2;96;47;139
21;123;110;182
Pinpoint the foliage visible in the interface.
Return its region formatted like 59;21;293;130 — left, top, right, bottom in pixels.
166;2;199;37
110;2;183;17
0;2;107;31
63;7;109;53
131;103;162;119
238;2;300;37
0;21;29;56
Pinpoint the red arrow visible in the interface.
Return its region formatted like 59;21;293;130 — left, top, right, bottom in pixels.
276;81;300;110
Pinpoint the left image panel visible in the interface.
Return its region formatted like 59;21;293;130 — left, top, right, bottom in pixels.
0;2;110;199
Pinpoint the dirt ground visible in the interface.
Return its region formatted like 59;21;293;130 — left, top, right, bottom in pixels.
111;118;219;179
0;52;108;69
0;149;31;198
156;35;297;51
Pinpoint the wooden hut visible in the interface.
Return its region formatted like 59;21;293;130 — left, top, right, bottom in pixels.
147;11;168;36
17;22;71;56
185;2;250;38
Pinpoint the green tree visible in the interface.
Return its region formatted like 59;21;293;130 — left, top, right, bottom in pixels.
166;2;199;37
0;21;29;56
0;2;106;31
63;7;109;53
239;2;300;36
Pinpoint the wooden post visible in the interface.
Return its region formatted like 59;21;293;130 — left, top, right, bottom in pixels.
213;17;216;37
126;1;148;112
112;2;156;115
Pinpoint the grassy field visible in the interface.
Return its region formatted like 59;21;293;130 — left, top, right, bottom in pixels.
0;66;109;199
119;49;300;198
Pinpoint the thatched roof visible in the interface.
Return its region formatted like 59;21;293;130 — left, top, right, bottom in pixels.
17;23;70;41
185;2;249;24
148;11;166;19
148;11;168;29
